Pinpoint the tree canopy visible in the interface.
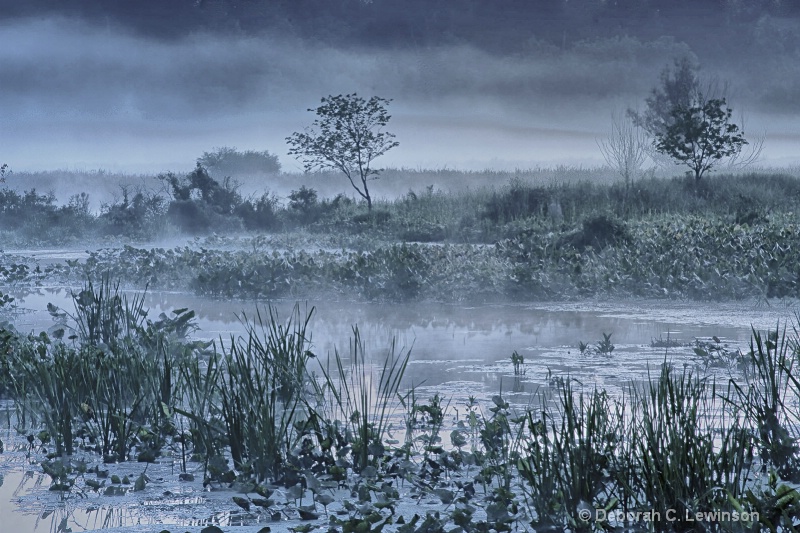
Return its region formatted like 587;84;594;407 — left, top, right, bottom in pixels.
654;98;748;181
286;94;399;212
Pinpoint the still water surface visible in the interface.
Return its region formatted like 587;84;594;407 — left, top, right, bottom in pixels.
1;288;797;532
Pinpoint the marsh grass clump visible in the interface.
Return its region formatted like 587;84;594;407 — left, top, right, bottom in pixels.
728;325;800;481
4;278;201;460
650;332;682;348
520;380;619;532
624;365;754;531
316;326;411;472
216;305;316;482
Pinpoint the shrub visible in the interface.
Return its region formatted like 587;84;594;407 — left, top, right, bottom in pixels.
167;199;243;235
235;192;281;231
198;146;281;177
482;179;551;223
162;164;243;216
558;214;629;250
287;186;321;225
160;165;256;234
100;188;167;238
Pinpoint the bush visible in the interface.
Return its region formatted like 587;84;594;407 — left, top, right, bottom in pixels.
100;188;167;238
198;146;281;177
0;188;101;242
160;164;262;234
482;179;551;223
162;164;243;216
167;199;243;235
287;186;321;225
235;192;280;231
558;214;628;250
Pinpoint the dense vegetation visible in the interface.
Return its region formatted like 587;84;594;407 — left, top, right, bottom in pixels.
1;282;800;531
2;168;800;302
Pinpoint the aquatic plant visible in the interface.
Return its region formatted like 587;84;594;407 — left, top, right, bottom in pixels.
728;325;800;481
6;281;800;530
511;350;525;375
317;326;411;472
217;305;316;481
625;364;754;531
13;203;799;304
596;332;615;355
520;380;619;531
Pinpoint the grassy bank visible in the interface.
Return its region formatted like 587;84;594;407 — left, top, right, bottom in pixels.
8;210;795;303
3;169;800;303
1;282;800;531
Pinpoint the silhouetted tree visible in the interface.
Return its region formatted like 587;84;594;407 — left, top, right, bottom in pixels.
286;94;399;212
654;98;748;181
631;57;756;180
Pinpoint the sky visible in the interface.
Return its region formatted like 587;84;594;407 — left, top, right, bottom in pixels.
2;1;799;173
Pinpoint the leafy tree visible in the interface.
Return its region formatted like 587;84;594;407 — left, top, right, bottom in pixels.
631;57;756;180
655;98;748;181
629;56;700;140
286;93;399;212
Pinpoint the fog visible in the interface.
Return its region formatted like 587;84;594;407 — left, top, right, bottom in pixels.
2;6;800;174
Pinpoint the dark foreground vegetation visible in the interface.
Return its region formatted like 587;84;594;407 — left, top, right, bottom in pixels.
3;168;800;302
1;281;800;531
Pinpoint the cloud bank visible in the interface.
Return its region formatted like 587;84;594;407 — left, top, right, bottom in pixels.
0;16;797;172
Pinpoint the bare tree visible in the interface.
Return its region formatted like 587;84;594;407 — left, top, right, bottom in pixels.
597;113;649;189
720;111;765;172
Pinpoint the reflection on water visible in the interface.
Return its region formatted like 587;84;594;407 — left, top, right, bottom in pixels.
7;288;798;400
0;439;263;533
2;287;798;531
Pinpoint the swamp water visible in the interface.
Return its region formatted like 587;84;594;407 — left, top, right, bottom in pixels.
1;287;798;532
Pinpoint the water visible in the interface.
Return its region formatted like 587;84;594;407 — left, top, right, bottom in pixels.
1;287;798;531
7;288;796;399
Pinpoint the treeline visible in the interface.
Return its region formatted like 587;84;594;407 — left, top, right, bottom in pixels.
2;167;800;247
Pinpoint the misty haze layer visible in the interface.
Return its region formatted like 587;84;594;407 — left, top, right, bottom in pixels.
1;2;799;172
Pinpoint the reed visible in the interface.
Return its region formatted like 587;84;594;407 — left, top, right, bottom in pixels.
728;325;800;480
317;326;411;472
626;364;754;531
217;304;315;481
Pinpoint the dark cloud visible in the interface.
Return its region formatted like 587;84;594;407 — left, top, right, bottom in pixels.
1;3;799;172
